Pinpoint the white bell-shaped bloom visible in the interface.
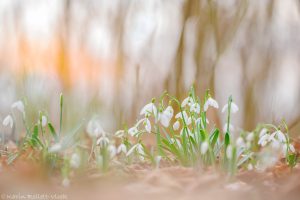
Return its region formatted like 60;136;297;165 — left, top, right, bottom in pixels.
11;100;25;114
144;118;151;133
140;102;157;117
128;126;139;137
226;145;233;159
173;121;180;130
108;145;117;158
181;96;194;107
246;132;254;142
236;137;245;148
41;115;47;127
3;115;13;128
223;123;234;133
117;143;127;154
96;135;110;147
126;143;144;157
222;102;239;113
258;134;270;147
160;106;174;127
70;153;81;169
203;98;219;112
190;103;201;114
201;141;209;155
49;143;62;153
86;119;105;138
115;130;125;138
270;130;286;143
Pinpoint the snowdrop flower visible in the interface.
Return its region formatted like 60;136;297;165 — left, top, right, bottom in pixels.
223;123;234;133
11;100;25;114
86;119;105;138
117;143;127;154
108;145;117;158
175;111;191;125
70;153;81;169
96;135;110;147
140;102;157;117
126;143;144;157
282;143;295;157
173;121;180;131
49;143;62;153
128;126;139;137
144;118;151;133
236;137;245;148
190;103;200;114
259;128;268;138
62;178;70;187
201;141;209;155
203;97;219;112
41;115;47;127
181;96;194;107
196;118;209;129
160;106;174;127
170;138;182;149
3;115;13;128
246;132;254;142
258;134;270;147
115;130;125;138
247;163;253;171
271;139;280;150
270;130;286;143
155;156;162;168
222;102;239;113
226;145;233;159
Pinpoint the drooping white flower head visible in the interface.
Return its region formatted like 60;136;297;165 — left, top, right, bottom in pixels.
181;96;194;107
108;145;117;158
160;106;174;127
201;141;209;155
70;153;81;169
11;100;25;114
3;115;13;128
115;130;125;138
155;155;162;168
246;132;254;142
144;118;152;133
222;102;239;113
126;143;144;157
96;135;110;147
226;145;233;159
247;163;253;171
128;126;139;137
190;103;201;114
86;118;105;138
259;128;268;138
175;111;191;125
223;123;234;133
236;137;245;148
270;130;286;143
173;121;180;131
49;143;62;153
203;98;219;112
258;134;270;147
282;143;295;157
117;143;127;154
140;102;157;117
62;178;70;187
41;115;47;127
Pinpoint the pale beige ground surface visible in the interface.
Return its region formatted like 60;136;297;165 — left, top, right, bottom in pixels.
1;163;300;200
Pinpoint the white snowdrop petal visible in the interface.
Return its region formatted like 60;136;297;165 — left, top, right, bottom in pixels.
41;116;47;127
173;121;180;130
226;145;233;159
231;102;239;113
49;143;62;153
70;153;81;169
289;144;295;153
201;141;209;155
204;98;219;112
3;115;13;128
246;132;254;142
222;104;228;113
11;101;25;113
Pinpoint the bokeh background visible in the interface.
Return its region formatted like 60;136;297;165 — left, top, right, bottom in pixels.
0;0;299;135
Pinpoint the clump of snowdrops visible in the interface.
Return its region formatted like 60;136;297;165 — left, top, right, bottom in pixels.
0;88;298;186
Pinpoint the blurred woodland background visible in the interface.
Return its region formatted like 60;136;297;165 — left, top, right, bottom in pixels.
0;0;299;135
